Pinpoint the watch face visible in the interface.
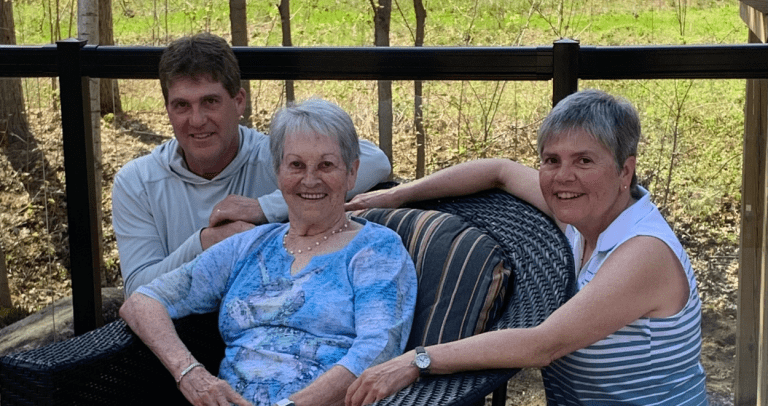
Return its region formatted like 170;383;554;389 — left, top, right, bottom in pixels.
415;353;430;369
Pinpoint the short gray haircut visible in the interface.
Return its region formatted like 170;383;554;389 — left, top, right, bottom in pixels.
269;98;360;174
538;89;641;198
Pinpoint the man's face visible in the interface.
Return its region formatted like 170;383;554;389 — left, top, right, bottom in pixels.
165;75;245;179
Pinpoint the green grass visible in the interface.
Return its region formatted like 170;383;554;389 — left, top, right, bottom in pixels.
14;0;744;46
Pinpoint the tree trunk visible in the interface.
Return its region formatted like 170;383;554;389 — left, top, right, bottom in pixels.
414;0;426;178
229;0;252;125
98;0;122;116
372;0;393;173
78;0;105;283
0;0;31;144
278;0;295;104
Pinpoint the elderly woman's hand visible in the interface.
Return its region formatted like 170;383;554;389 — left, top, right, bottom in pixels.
344;352;419;406
178;365;253;406
344;188;406;211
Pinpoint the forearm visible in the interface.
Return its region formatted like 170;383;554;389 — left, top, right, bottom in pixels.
208;195;268;228
120;231;203;296
392;158;552;220
113;176;204;295
390;158;514;204
427;328;555;374
347;328;555;406
200;221;255;250
291;365;356;406
120;293;251;406
119;293;197;378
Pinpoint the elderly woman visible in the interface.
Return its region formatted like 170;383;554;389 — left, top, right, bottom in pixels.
344;89;707;405
120;98;417;406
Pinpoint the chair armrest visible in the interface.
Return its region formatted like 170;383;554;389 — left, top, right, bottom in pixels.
372;369;518;406
0;312;222;405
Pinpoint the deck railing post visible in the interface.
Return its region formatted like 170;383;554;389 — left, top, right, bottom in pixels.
552;38;580;106
56;38;103;335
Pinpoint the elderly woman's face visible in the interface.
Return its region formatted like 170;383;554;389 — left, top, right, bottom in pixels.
538;129;634;235
277;130;358;225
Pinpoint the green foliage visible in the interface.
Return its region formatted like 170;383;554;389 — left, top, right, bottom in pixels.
597;78;744;227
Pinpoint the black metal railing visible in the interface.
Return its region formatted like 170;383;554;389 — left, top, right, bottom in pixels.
1;39;767;335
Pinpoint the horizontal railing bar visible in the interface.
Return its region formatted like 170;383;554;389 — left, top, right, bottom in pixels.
79;45;163;79
78;46;555;80
579;44;768;79
2;43;767;80
232;46;555;81
0;44;58;77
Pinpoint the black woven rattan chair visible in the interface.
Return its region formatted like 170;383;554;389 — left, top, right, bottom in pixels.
0;189;575;406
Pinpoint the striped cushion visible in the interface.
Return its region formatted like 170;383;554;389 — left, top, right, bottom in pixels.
354;208;511;350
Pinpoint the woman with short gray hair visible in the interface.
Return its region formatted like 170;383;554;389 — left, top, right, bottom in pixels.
345;89;707;406
121;98;417;406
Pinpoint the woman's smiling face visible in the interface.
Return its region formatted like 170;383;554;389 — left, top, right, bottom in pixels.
277;130;358;228
538;129;635;237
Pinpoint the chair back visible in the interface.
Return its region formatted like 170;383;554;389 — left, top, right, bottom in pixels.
356;189;576;350
356;207;511;350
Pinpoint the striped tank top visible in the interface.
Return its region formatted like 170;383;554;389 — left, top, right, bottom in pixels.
541;187;707;405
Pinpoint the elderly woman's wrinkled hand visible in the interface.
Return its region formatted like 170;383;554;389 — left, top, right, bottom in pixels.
344;353;418;406
178;366;253;406
344;188;404;211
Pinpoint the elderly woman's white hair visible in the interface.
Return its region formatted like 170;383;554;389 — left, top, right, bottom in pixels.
269;98;361;173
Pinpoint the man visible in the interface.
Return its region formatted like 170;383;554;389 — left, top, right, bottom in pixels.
113;33;391;295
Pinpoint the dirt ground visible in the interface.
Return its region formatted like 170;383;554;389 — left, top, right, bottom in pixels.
0;104;739;405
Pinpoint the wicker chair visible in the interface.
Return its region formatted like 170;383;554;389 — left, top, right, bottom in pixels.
0;189;575;406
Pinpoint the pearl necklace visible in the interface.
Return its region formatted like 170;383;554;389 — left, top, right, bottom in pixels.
283;221;349;255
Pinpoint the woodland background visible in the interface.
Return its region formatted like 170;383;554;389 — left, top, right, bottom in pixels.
0;0;746;404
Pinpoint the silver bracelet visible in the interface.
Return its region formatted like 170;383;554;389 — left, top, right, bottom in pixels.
176;361;203;388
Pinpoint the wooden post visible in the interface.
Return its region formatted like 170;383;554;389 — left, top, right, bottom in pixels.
739;64;766;406
0;243;11;308
739;3;768;404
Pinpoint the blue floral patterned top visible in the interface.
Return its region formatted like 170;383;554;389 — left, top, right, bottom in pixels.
137;218;417;406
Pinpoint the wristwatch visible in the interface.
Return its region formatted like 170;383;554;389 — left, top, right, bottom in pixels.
411;346;431;376
273;399;295;406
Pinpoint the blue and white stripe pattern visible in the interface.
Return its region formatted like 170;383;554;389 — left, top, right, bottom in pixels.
542;187;707;405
